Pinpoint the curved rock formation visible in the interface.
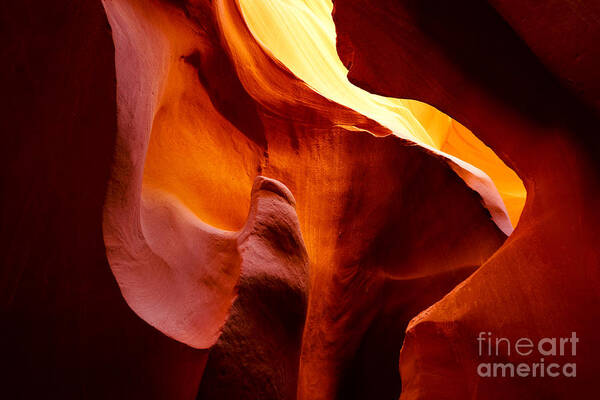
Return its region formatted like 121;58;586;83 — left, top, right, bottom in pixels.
0;1;208;399
14;0;595;399
101;0;520;399
332;0;600;398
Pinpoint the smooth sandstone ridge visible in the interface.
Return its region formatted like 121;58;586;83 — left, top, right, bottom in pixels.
333;0;600;398
12;0;600;399
100;0;523;399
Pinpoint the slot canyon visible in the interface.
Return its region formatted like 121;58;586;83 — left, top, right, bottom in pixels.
1;0;599;399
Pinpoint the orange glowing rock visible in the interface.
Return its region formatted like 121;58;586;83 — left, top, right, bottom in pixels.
333;0;600;398
238;0;526;227
100;0;523;398
14;0;592;399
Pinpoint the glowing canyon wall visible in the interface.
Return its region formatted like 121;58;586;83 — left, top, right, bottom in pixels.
332;0;600;398
1;0;598;399
101;0;518;398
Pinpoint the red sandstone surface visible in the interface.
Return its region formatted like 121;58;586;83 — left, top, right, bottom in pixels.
333;0;600;398
1;0;598;399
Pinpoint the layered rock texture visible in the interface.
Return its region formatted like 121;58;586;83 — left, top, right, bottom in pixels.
333;0;600;398
1;0;597;400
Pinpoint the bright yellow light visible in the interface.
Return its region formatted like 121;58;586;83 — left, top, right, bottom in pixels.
238;0;526;227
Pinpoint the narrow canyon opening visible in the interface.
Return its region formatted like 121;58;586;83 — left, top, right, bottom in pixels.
101;0;526;398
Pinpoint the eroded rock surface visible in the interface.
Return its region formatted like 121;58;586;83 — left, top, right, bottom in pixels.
101;1;512;399
9;0;588;399
333;0;600;398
